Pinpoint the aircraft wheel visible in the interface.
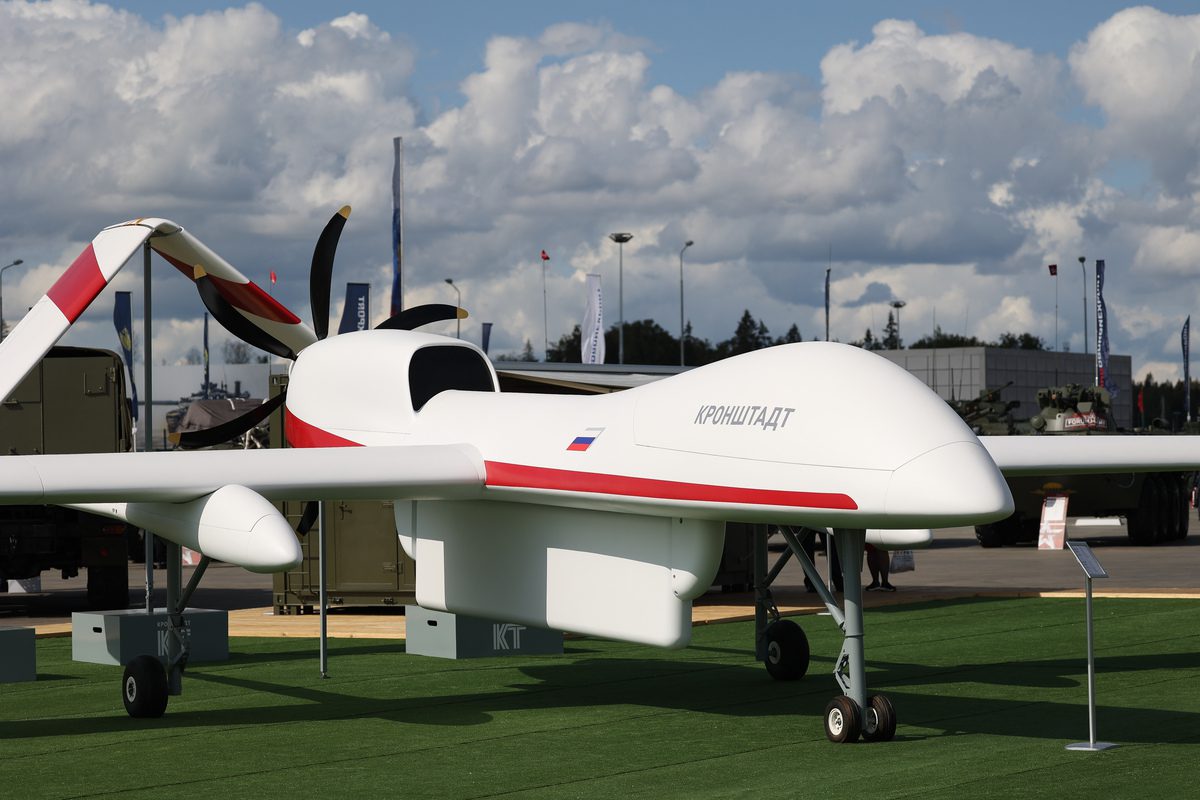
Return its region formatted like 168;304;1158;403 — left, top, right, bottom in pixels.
824;695;861;743
123;655;168;718
861;694;897;742
763;619;810;681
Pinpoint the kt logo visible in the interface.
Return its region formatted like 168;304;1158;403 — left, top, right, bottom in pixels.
492;623;526;651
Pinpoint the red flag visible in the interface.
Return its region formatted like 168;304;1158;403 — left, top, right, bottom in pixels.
1137;387;1144;414
1047;264;1057;276
540;250;550;261
269;270;277;285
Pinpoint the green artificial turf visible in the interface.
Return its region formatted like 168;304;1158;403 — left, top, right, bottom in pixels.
2;597;1197;799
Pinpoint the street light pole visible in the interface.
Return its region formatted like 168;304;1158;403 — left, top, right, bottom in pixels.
890;299;906;350
0;258;25;341
608;233;633;364
679;240;693;366
444;278;461;339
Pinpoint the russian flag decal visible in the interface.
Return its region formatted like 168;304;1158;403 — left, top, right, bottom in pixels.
567;427;605;452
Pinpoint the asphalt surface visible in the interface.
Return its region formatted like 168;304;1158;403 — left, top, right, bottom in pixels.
1;519;1197;631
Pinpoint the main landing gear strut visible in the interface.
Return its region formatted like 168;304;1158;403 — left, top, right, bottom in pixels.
122;541;206;718
753;525;897;743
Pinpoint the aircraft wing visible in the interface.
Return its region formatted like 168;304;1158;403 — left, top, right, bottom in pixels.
981;435;1200;476
0;444;485;504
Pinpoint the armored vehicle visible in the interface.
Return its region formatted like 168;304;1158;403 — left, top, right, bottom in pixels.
0;347;134;607
969;384;1191;547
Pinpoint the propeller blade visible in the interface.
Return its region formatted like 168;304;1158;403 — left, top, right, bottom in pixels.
310;206;351;341
375;303;468;331
169;393;286;450
194;269;297;360
296;501;319;537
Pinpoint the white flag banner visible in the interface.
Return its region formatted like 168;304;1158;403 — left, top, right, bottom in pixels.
582;273;605;365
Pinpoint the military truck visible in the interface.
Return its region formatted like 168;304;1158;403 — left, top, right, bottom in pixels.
0;347;134;607
969;383;1192;547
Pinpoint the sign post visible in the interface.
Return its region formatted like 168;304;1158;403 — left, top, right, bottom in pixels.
1065;541;1117;752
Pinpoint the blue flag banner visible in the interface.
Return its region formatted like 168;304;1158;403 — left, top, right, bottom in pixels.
481;322;493;354
112;291;138;421
338;283;371;334
1184;316;1191;422
1095;259;1116;395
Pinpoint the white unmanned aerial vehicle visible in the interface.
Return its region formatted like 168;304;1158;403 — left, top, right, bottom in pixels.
1;211;1196;743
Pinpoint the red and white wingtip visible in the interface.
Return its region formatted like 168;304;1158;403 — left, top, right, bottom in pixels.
148;224;317;357
0;219;157;403
0;217;316;404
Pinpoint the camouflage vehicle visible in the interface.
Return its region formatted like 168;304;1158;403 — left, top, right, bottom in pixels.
0;347;134;607
948;382;1023;436
959;384;1191;547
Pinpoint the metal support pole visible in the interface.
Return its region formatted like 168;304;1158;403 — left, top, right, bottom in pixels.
753;524;768;660
144;532;154;613
1066;573;1116;751
319;500;328;678
618;243;624;365
166;541;182;696
143;243;153;450
143;243;154;612
834;528;867;709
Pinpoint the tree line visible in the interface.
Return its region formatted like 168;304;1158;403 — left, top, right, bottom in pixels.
521;309;1047;366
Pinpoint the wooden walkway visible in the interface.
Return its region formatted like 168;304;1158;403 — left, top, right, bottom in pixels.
16;587;1199;640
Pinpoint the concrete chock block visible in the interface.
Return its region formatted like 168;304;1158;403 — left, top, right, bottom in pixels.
0;628;36;683
71;608;229;666
405;605;563;660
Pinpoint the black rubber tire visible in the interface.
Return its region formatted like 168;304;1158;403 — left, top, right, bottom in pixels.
861;694;897;742
122;655;168;718
975;524;1004;548
824;695;861;743
1165;476;1183;542
763;619;810;681
1128;476;1159;546
1179;474;1192;541
86;565;129;610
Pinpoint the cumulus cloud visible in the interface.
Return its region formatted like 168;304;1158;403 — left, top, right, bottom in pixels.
0;3;1198;385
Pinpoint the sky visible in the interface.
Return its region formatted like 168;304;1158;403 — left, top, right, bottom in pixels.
2;1;1200;383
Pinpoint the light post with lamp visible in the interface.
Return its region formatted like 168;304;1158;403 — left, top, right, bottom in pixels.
890;299;906;349
0;259;25;341
444;278;461;339
608;233;633;364
678;240;693;366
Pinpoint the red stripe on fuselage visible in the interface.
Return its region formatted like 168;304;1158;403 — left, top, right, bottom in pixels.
484;461;858;510
156;251;301;324
284;407;363;448
46;245;107;323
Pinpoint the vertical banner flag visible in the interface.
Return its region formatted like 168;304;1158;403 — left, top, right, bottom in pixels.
582;273;605;364
391;136;404;318
1095;259;1116;394
112;292;138;421
481;322;493;355
338;283;371;334
1184;316;1191;423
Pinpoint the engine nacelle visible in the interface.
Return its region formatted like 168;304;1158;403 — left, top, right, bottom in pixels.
70;484;301;573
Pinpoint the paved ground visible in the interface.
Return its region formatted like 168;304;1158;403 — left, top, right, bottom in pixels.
2;519;1197;637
